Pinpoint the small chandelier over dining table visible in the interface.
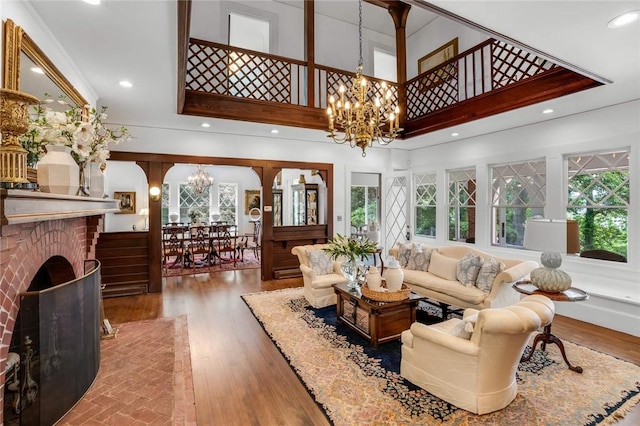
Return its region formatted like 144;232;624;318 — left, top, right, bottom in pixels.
326;0;401;157
188;165;213;194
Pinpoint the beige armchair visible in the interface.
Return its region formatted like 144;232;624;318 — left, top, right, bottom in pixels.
400;295;555;414
291;244;347;308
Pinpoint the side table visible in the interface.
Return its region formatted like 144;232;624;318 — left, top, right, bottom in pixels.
513;281;589;373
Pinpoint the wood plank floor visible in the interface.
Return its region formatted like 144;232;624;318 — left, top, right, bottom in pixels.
103;269;640;425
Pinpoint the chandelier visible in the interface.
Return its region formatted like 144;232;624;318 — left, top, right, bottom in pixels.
326;0;401;157
188;165;213;194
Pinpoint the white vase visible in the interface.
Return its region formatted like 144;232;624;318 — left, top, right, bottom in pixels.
383;257;404;292
366;266;382;291
89;162;105;198
37;145;79;195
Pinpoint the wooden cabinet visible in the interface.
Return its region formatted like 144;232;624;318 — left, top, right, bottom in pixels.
96;231;149;297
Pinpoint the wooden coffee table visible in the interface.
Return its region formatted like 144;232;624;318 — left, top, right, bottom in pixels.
333;282;425;347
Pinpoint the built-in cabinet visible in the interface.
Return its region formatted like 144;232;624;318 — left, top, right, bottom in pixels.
291;183;319;225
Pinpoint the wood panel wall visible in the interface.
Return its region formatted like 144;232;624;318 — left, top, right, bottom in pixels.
96;231;150;297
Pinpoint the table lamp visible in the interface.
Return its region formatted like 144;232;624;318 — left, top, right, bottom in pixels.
139;208;149;230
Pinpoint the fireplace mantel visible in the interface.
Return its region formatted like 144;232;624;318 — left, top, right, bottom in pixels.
0;189;119;229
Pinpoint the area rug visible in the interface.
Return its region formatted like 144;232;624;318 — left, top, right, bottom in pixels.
242;287;640;426
58;316;196;425
163;249;260;277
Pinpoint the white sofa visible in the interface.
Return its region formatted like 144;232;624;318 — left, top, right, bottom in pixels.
401;295;555;414
291;244;346;308
388;244;537;318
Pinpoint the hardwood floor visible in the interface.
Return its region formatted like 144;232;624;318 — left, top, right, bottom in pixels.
103;269;640;425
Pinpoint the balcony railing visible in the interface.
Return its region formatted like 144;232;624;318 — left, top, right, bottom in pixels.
187;39;308;105
405;39;557;119
184;37;589;134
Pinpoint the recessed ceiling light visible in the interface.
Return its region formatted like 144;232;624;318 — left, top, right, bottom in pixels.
119;80;133;88
30;67;44;75
451;132;459;137
270;129;279;134
608;11;639;28
201;123;210;128
542;109;554;114
83;0;101;5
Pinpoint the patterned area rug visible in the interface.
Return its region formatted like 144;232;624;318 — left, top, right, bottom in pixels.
242;288;640;426
163;249;260;277
59;317;196;425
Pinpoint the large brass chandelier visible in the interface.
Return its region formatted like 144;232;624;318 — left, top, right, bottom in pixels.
188;165;213;194
327;0;401;157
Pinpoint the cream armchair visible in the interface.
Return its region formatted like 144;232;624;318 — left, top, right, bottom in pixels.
400;295;555;415
291;244;347;308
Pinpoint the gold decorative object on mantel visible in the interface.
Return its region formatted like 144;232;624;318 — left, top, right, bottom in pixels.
0;88;39;188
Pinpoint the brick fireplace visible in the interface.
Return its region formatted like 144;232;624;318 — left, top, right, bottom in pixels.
0;189;118;422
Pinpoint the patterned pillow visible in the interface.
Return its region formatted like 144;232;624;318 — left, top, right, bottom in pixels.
397;242;414;267
475;257;505;293
407;246;433;272
456;252;484;287
308;249;334;275
427;251;459;281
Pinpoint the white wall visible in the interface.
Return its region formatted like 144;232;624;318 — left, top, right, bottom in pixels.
403;100;640;336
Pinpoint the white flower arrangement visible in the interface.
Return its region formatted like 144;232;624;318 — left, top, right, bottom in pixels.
21;96;130;166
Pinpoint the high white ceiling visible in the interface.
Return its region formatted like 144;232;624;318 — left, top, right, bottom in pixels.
24;0;640;151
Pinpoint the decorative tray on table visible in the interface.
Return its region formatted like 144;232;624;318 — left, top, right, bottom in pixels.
361;283;411;302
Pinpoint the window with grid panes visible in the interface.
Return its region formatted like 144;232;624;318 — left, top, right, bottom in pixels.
491;160;545;247
567;149;629;261
448;168;476;243
161;183;170;225
415;173;437;238
179;184;210;223
218;183;238;225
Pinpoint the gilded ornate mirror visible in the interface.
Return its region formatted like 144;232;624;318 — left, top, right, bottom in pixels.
3;19;87;105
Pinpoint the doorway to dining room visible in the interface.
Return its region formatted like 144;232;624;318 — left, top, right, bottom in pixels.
160;164;262;276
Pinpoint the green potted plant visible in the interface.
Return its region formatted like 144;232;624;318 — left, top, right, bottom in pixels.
323;234;378;288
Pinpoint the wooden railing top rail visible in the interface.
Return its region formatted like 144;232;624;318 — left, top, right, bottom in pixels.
315;63;398;88
189;38;307;66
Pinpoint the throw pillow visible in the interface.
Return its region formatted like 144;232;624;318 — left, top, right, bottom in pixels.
475;257;505;293
448;320;473;340
406;244;432;271
463;313;478;334
397;242;413;267
456;252;484;287
427;250;459;281
308;249;334;275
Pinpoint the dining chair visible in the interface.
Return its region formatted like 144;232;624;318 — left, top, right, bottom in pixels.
246;221;261;260
188;224;211;271
162;225;186;274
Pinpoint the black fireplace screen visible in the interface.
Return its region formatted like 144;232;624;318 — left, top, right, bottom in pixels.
6;260;101;426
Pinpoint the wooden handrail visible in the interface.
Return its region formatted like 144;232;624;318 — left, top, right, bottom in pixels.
189;38;307;66
405;38;495;86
